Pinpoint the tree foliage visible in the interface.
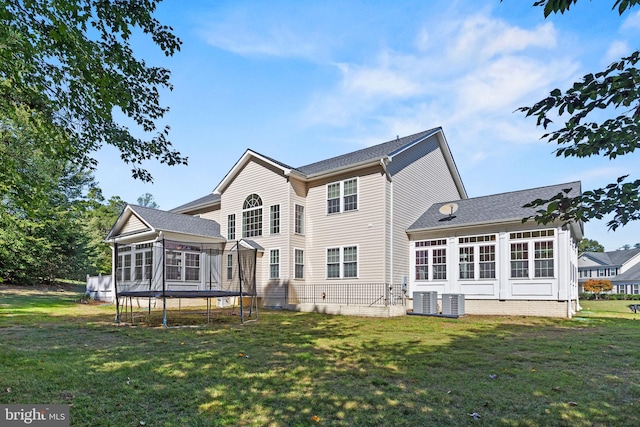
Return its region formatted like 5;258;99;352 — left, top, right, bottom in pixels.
137;193;159;208
0;106;95;283
578;238;605;253
0;0;187;182
82;192;127;275
583;279;613;298
518;1;640;230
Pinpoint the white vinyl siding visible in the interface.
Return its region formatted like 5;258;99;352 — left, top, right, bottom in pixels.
304;167;386;283
388;133;463;284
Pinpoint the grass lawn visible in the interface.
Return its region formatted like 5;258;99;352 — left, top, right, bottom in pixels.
1;286;639;426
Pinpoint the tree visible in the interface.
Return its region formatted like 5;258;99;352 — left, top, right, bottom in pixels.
517;1;640;230
578;238;605;253
82;192;127;275
0;0;187;183
583;279;613;299
137;193;159;209
0;107;96;284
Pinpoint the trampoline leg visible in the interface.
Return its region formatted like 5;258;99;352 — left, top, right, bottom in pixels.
162;296;167;328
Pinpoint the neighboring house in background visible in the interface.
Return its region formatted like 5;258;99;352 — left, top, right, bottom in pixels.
578;248;640;295
407;182;583;318
106;127;584;318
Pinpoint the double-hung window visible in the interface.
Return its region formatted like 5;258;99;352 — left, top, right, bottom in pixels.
294;249;304;279
270;249;280;279
326;178;358;214
534;241;554;278
459;247;474;279
226;253;233;281
326;246;358;279
479;245;496;279
295;204;305;234
227;214;236;240
270;205;280;235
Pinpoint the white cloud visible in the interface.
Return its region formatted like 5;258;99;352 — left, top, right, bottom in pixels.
303;10;578;152
200;24;320;59
621;9;640;31
604;40;631;64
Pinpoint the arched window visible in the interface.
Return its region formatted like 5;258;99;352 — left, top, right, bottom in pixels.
242;194;263;238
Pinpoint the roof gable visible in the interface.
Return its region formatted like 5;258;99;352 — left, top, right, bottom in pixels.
202;127;466;202
408;181;582;233
214;149;294;195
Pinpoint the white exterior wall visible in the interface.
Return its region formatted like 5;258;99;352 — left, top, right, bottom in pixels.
219;158;292;306
304;165;387;283
388;134;463;285
289;177;307;281
409;223;579;317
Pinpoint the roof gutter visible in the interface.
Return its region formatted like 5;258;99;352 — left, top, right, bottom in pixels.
406;217;572;235
302;158;384;181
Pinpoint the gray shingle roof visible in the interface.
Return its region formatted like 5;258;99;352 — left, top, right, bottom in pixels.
295;128;440;176
408;181;581;232
612;262;640;282
170;193;221;213
581;247;640;267
127;205;223;239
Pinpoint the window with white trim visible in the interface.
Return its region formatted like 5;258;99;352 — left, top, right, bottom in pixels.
294;249;304;279
432;249;447;280
534;241;554;278
295;204;305;234
415;250;428;280
414;240;447;281
510;243;529;278
165;251;182;281
459;247;474;279
116;246;132;282
269;249;280;279
326;246;358;278
457;235;497;280
270;205;280;235
509;230;555;279
479;245;496;279
242;194;263;238
165;244;201;282
226;253;233;280
227;214;236;240
326;178;358;214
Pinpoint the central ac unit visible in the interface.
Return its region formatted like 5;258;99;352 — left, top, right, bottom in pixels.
413;291;438;314
442;293;465;316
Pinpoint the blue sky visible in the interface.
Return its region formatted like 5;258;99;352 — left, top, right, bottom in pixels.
94;0;640;251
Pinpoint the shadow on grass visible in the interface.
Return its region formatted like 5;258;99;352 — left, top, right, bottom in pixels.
1;289;639;426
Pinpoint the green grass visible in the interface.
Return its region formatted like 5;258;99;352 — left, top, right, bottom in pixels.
1;286;639;426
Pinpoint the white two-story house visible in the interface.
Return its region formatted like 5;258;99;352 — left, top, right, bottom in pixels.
106;127;583;317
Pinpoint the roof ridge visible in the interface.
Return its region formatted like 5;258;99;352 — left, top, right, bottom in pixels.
296;128;439;172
